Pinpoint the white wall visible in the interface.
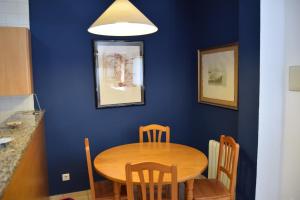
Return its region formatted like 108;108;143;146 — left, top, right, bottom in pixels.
257;0;300;199
256;0;285;199
280;0;300;199
0;0;29;27
0;0;34;123
0;95;34;122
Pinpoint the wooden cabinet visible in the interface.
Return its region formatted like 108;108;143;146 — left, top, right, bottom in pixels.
1;117;49;200
0;27;33;96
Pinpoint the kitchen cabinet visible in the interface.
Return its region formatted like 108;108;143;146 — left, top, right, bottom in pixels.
0;27;33;96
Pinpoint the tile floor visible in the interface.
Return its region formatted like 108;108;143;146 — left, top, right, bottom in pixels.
50;184;186;200
49;190;91;200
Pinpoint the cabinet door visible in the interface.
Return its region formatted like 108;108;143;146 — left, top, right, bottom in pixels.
0;27;33;96
1;118;49;200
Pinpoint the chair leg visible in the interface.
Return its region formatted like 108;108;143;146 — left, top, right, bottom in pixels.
185;179;194;200
113;182;121;200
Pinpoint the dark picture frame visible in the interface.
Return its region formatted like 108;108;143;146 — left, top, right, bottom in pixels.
93;41;144;108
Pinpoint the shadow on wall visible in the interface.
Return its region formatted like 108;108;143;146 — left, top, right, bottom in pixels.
236;149;257;200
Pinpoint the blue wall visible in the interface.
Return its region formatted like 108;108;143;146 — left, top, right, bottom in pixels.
190;0;240;153
30;0;260;198
30;0;196;195
236;0;260;199
191;0;260;199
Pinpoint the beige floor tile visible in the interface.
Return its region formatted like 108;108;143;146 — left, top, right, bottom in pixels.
50;190;89;200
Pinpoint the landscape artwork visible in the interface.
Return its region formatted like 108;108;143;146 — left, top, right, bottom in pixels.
208;64;226;86
198;44;239;109
94;41;144;108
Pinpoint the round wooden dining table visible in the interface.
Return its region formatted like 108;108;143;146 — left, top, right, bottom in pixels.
94;143;208;200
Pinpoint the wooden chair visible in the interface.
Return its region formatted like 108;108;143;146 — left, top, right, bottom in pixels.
84;138;126;200
125;162;178;200
193;135;240;200
139;124;170;143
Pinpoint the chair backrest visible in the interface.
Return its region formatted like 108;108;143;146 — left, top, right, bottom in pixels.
139;124;170;143
84;138;96;200
216;135;240;196
125;162;178;200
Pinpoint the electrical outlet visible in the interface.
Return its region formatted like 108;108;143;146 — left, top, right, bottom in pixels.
62;173;70;181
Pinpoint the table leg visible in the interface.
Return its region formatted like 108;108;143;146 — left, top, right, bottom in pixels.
185;179;194;200
113;182;121;200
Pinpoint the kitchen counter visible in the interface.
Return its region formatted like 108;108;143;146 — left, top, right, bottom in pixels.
0;111;44;198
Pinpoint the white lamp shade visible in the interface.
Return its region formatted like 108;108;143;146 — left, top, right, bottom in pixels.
88;0;158;36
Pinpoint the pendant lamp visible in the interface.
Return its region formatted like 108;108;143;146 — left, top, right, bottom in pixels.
88;0;158;36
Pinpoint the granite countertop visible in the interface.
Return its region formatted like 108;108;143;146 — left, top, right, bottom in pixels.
0;110;44;198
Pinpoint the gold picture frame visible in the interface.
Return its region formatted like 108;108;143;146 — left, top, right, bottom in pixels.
198;44;239;110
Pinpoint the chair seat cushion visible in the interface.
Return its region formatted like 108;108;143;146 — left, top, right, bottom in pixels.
94;180;127;200
193;179;231;200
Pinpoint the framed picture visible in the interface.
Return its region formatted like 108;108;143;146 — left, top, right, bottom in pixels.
93;41;144;108
198;44;239;110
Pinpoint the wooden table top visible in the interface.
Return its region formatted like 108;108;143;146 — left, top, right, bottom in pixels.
94;143;208;183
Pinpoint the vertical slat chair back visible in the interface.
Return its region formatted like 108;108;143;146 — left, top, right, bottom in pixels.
125;162;178;200
139;124;170;143
85;138;96;200
216;135;240;197
208;140;231;188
